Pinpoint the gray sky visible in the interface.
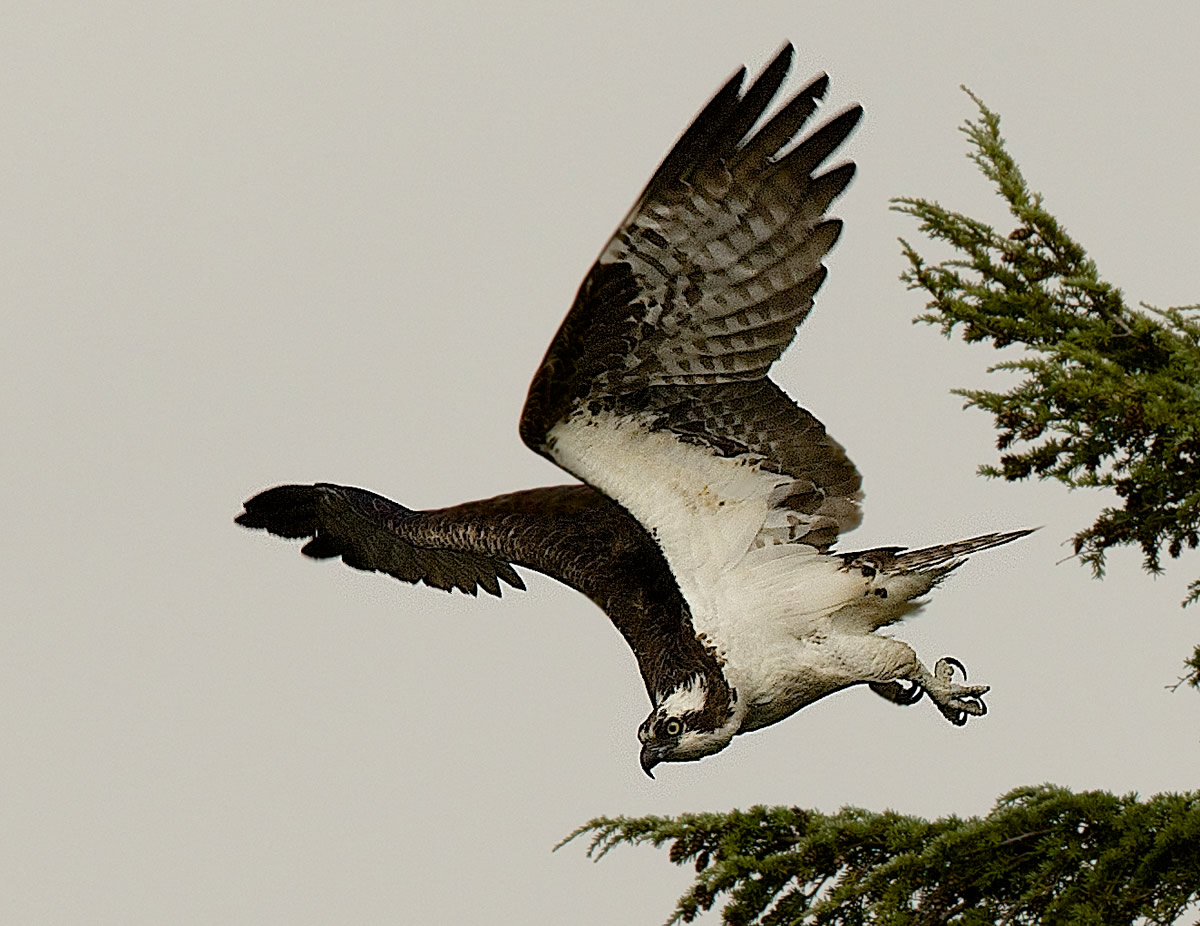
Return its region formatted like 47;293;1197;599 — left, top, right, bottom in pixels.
4;2;1199;923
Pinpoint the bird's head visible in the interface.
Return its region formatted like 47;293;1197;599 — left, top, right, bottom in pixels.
637;675;739;777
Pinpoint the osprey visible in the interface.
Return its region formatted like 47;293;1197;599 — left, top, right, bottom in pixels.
237;45;1030;776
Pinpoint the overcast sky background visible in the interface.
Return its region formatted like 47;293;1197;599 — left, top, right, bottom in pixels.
4;2;1199;923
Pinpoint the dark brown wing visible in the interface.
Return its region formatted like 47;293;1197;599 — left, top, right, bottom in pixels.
519;44;863;580
236;483;526;596
236;483;725;702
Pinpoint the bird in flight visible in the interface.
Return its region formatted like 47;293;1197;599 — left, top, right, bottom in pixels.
237;44;1031;776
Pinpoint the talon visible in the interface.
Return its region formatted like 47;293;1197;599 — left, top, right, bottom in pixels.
896;680;924;705
936;656;968;680
869;680;925;706
922;659;990;726
942;693;987;725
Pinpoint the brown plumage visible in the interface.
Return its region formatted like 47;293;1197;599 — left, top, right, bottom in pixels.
237;44;1032;774
236;483;735;736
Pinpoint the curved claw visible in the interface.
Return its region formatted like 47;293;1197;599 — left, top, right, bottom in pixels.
924;658;989;726
937;656;968;680
869;680;926;707
941;693;988;726
895;679;925;705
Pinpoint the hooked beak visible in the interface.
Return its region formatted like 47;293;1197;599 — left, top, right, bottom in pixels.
640;743;664;778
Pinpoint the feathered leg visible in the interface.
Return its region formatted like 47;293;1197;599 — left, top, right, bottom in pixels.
834;634;989;725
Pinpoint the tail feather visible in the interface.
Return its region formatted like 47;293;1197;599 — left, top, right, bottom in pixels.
840;528;1035;575
834;527;1034;626
892;528;1036;572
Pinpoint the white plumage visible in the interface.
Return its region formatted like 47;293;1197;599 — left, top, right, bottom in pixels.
237;44;1032;776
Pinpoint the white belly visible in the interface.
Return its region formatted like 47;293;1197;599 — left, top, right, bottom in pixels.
695;543;918;728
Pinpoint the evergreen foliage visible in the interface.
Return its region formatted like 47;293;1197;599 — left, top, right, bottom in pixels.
891;92;1200;686
562;784;1200;925
563;96;1200;925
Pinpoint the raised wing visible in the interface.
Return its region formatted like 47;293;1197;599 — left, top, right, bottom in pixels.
520;44;863;582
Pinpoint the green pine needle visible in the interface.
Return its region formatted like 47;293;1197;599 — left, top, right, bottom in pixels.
893;91;1200;687
562;785;1200;925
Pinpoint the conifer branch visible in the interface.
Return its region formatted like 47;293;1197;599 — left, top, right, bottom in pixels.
562;785;1200;925
892;91;1200;686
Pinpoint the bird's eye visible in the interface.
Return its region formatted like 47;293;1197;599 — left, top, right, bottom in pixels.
663;718;683;737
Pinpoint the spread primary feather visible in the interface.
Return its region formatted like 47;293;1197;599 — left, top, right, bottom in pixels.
237;44;1032;775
